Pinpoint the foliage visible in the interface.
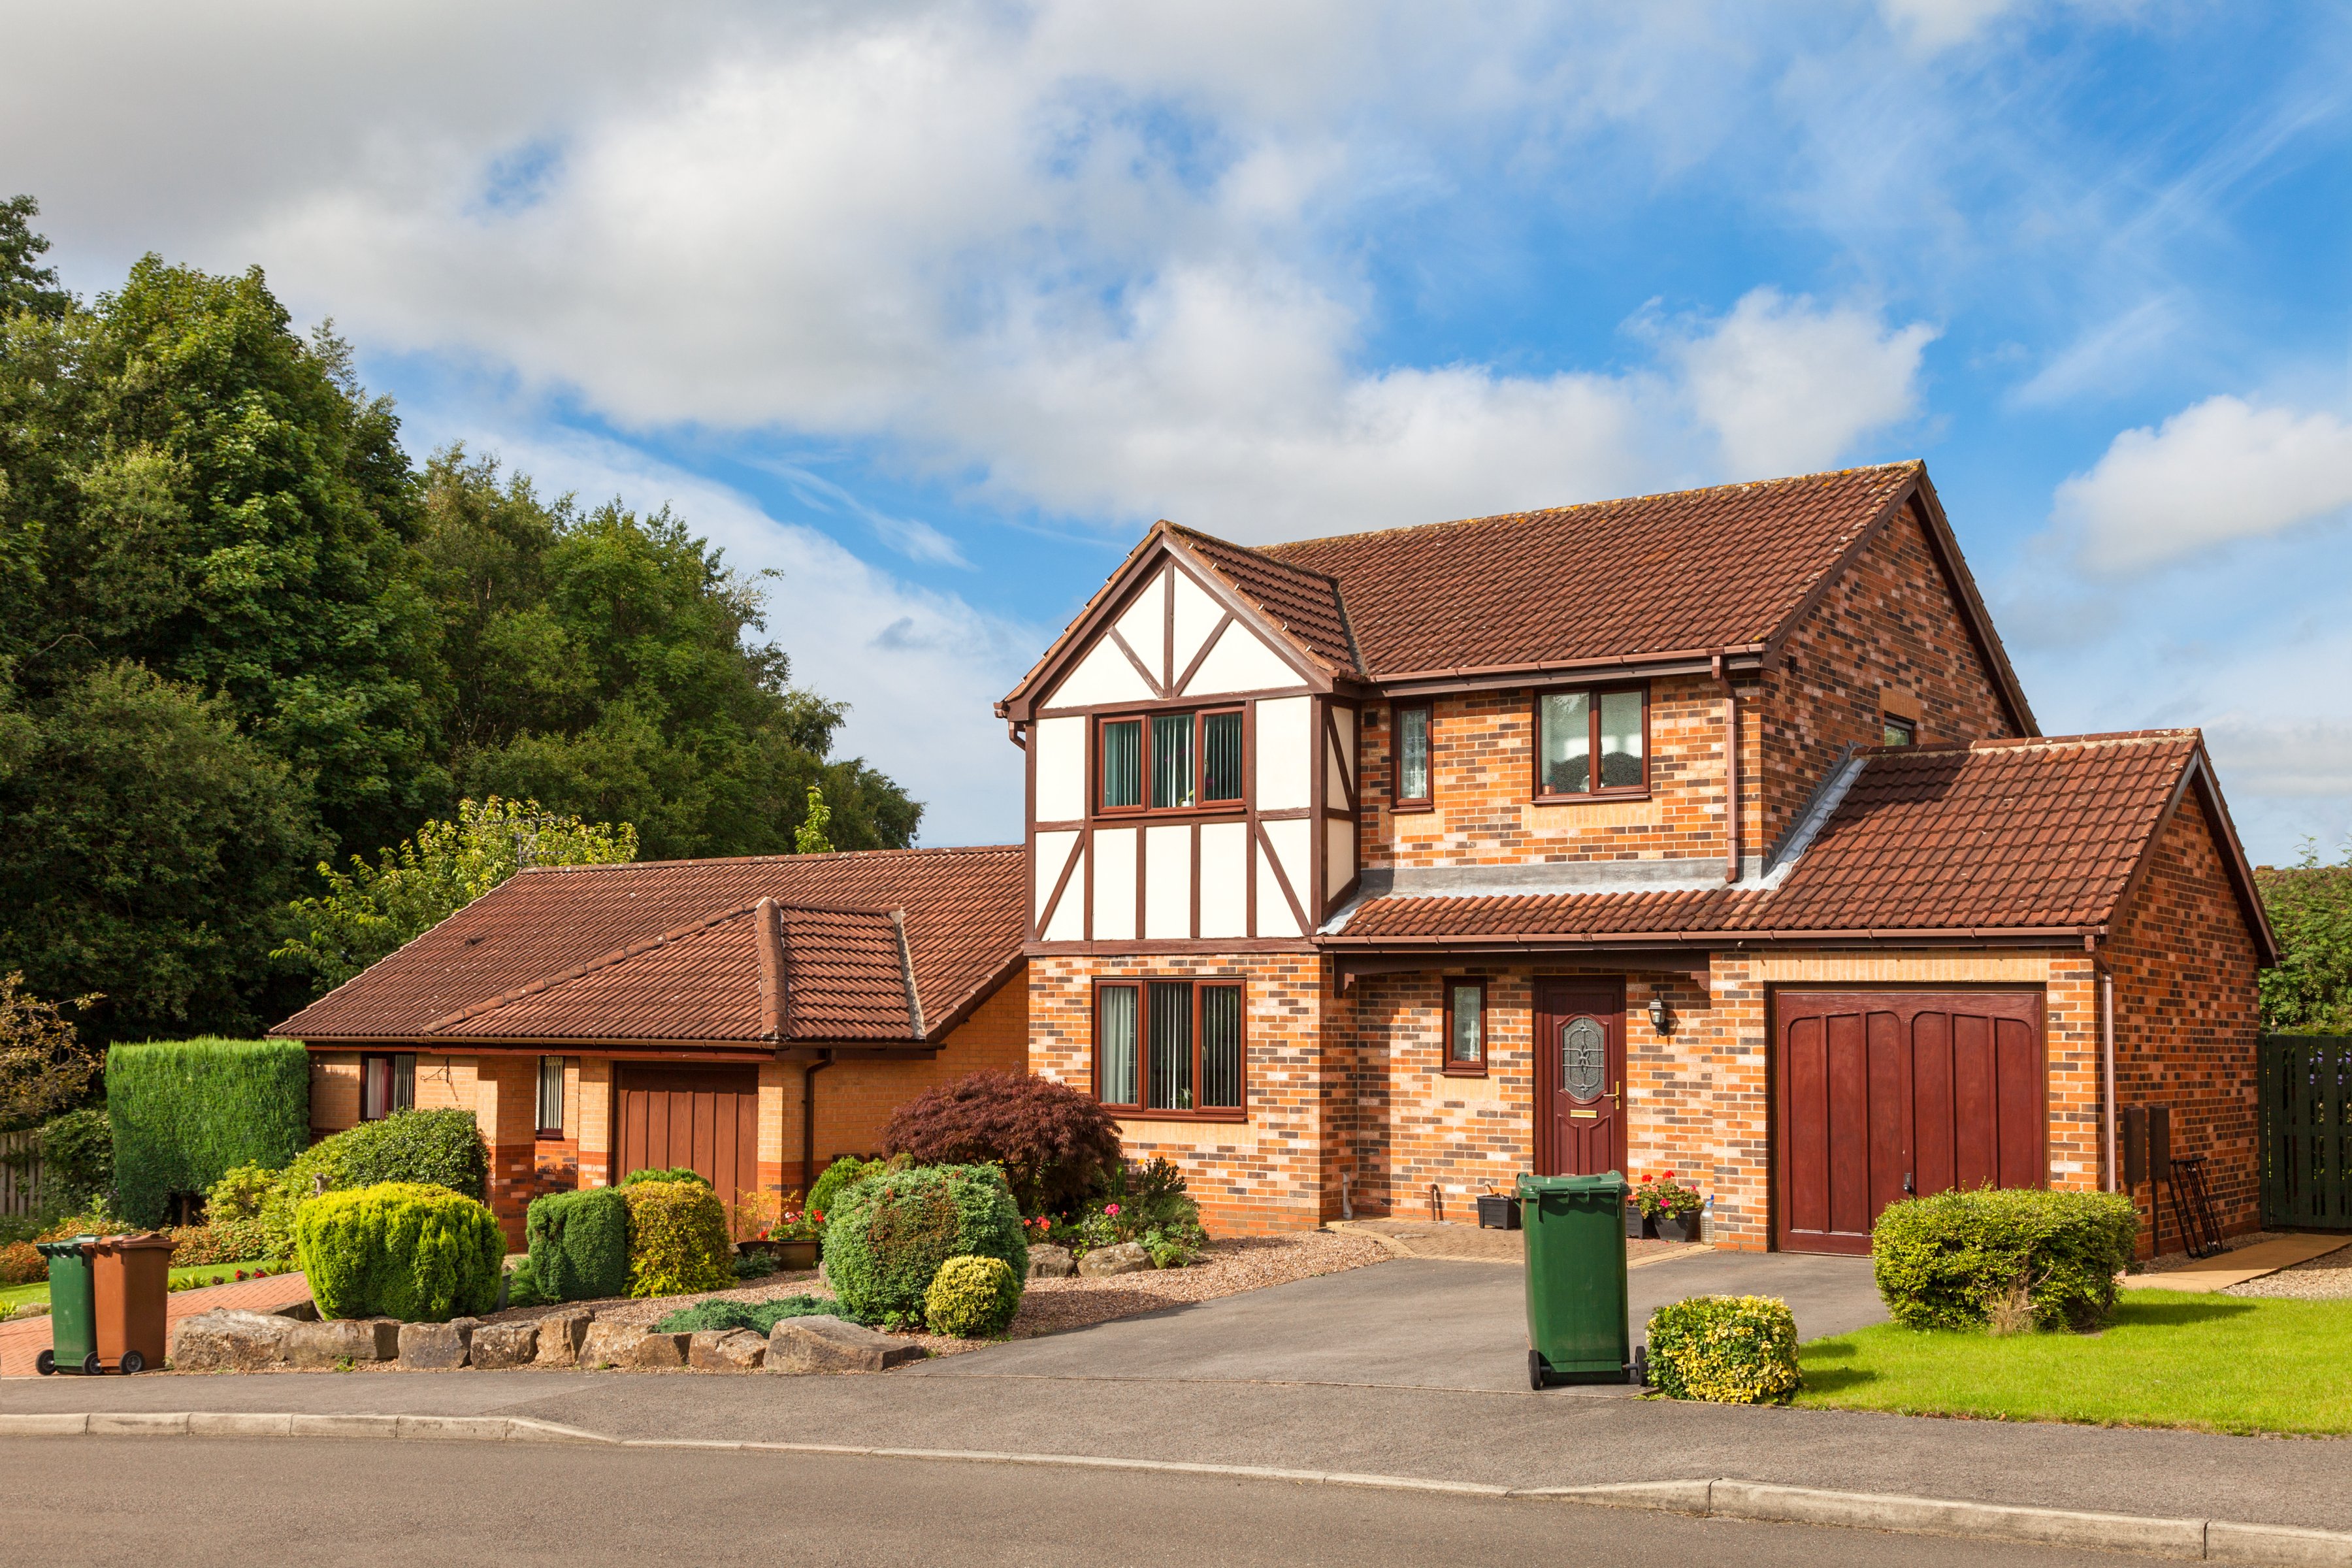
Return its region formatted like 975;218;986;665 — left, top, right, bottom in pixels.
293;1181;504;1322
1039;1157;1208;1265
164;1219;272;1267
621;1166;708;1187
883;1070;1126;1217
732;1248;776;1279
622;1179;733;1298
275;796;636;993
924;1254;1022;1339
1646;1294;1801;1405
0;973;103;1132
203;1162;276;1223
0;1241;42;1284
654;1294;835;1336
328;1109;489;1201
106;1037;308;1226
822;1164;1027;1330
1872;1187;2139;1333
525;1186;632;1303
255;1139;350;1260
13;1105;111;1211
1;195;73;319
502;1254;549;1310
794;787;834;855
1631;1171;1702;1221
806;1155;884;1224
2258;845;2352;1034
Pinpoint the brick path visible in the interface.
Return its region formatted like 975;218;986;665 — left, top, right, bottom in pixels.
0;1271;312;1377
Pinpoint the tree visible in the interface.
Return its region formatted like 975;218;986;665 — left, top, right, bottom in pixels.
0;972;101;1132
794;786;834;854
276;796;638;992
2259;842;2352;1034
0;195;73;321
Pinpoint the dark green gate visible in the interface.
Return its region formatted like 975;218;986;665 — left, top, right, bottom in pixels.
2260;1036;2352;1229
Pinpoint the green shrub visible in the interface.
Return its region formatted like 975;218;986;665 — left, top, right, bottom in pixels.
525;1186;632;1303
165;1218;272;1266
1872;1187;2139;1333
805;1154;883;1220
883;1070;1125;1215
293;1182;504;1322
924;1254;1022;1338
35;1107;113;1209
333;1109;489;1200
623;1179;732;1298
654;1294;834;1335
0;1241;42;1284
106;1038;309;1226
621;1166;708;1187
204;1162;276;1223
504;1255;549;1310
823;1164;1026;1330
255;1139;348;1260
1646;1294;1800;1404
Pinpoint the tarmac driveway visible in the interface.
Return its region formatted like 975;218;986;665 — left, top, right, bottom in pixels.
913;1249;1888;1394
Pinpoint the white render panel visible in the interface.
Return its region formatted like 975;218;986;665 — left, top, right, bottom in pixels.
1198;821;1248;938
1145;825;1192;939
1035;831;1080;929
1046;636;1154;710
1324;815;1356;903
1111;567;1169;687
1325;704;1356;807
1256;696;1313;811
1033;716;1086;823
1254;837;1301;937
1169;568;1225;689
1092;826;1137;941
1186;617;1301;697
1263;818;1311;930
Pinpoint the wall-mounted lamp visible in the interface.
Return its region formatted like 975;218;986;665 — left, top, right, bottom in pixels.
1648;994;1672;1034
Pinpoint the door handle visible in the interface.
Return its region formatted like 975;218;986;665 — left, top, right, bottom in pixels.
1903;1171;1915;1195
1610;1081;1622;1107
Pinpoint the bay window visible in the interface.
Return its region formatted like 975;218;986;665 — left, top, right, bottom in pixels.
1535;685;1647;797
1098;708;1245;814
1094;978;1245;1117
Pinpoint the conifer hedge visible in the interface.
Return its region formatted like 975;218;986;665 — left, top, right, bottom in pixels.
108;1037;309;1226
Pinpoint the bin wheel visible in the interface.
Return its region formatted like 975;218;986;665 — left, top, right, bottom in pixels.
81;1351;102;1376
120;1350;145;1375
1529;1348;1547;1391
35;1349;54;1376
1631;1345;1649;1388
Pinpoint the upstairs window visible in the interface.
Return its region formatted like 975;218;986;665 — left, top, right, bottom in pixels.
1394;702;1432;809
1882;715;1917;747
1535;685;1647;797
1098;709;1245;814
1095;979;1245;1116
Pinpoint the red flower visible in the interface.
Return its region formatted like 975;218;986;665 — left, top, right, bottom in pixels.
235;1269;247;1281
1641;1173;1654;1183
1663;1171;1676;1180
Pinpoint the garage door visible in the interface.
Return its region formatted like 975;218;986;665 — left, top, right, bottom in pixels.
1774;991;2044;1254
615;1064;760;1207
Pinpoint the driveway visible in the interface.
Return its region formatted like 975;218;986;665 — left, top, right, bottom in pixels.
911;1249;1887;1394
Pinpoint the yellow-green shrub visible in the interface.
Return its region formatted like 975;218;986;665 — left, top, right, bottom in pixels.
1646;1294;1799;1405
923;1254;1022;1337
292;1182;504;1322
622;1179;731;1298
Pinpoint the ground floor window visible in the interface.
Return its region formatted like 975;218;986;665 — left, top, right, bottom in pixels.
360;1053;416;1120
536;1056;566;1136
1094;979;1245;1117
1445;979;1486;1075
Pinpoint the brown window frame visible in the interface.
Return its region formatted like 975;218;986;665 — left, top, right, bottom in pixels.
535;1055;566;1139
360;1052;416;1122
1531;681;1650;800
1090;977;1249;1121
1094;706;1247;819
1443;977;1488;1077
1391;700;1433;813
1882;715;1917;747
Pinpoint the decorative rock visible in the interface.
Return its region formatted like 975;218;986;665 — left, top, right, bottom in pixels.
628;1331;690;1369
397;1318;478;1370
1028;1245;1075;1279
468;1321;540;1369
169;1309;293;1372
284;1317;400;1367
765;1314;926;1374
689;1329;766;1371
1078;1241;1152;1278
578;1320;641;1369
275;1300;321;1322
534;1309;593;1367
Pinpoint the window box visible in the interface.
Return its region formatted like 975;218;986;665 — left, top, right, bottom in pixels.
1094;977;1247;1119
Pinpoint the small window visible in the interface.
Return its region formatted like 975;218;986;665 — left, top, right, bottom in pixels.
536;1056;566;1137
1394;702;1431;808
1101;718;1143;809
1882;715;1917;747
1536;685;1646;797
1095;979;1246;1116
1098;708;1247;815
1203;711;1245;802
360;1053;416;1121
1445;980;1486;1075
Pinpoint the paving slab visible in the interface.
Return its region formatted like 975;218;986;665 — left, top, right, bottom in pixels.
2117;1232;2352;1292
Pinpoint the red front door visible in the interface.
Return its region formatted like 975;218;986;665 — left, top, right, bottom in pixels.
1536;981;1625;1176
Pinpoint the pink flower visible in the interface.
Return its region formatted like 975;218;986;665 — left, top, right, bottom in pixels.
1105;1203;1120;1217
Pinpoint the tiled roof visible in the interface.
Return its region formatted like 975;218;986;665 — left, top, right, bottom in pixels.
1252;465;1919;678
1170;525;1360;676
273;845;1021;1045
1327;732;2217;943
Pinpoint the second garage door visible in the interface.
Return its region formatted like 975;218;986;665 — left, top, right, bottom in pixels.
614;1064;760;1206
1774;990;2045;1254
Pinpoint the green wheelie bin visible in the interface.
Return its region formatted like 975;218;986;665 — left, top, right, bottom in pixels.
1517;1173;1644;1388
35;1236;101;1377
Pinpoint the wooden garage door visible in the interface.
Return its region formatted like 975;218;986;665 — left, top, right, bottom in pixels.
1775;991;2044;1255
615;1064;760;1207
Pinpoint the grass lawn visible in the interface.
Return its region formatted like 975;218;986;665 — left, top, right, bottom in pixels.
1797;1290;2352;1435
3;1260;280;1314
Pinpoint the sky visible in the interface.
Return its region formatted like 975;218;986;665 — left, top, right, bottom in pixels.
5;0;2348;860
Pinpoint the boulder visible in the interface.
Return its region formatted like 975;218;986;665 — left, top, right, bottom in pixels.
274;1299;321;1322
578;1320;641;1369
533;1309;593;1367
765;1314;926;1374
468;1320;540;1369
689;1329;767;1371
169;1309;293;1372
1078;1241;1152;1278
397;1318;478;1370
628;1331;690;1370
1028;1245;1075;1279
284;1317;400;1367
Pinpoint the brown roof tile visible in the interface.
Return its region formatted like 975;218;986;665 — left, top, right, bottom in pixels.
1170;525;1361;675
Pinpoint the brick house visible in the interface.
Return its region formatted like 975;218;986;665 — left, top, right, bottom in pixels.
271;846;1026;1247
996;463;2278;1253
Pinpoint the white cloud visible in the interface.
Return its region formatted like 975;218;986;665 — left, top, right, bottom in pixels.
2056;395;2352;571
1878;0;2027;50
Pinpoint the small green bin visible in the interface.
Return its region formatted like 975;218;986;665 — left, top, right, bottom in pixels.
36;1236;101;1377
1517;1173;1641;1388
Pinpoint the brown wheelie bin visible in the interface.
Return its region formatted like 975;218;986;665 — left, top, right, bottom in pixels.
89;1232;175;1373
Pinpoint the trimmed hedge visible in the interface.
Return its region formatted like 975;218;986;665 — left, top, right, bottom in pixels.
107;1038;308;1226
621;1166;708;1187
1646;1294;1801;1404
293;1182;504;1322
525;1186;632;1303
924;1254;1022;1338
823;1164;1027;1330
333;1109;489;1200
1873;1187;2139;1333
622;1179;732;1298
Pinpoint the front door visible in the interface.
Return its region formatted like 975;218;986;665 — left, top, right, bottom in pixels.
1536;981;1625;1176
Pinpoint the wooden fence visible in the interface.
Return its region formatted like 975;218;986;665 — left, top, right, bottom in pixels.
2259;1035;2352;1230
0;1128;44;1218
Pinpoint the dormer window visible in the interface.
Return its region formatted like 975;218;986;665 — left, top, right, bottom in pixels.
1535;685;1648;798
1099;708;1245;814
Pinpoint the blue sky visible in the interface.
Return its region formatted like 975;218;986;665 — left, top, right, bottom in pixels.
6;1;2348;857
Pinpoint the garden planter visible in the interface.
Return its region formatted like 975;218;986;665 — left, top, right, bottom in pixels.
1654;1213;1694;1244
1625;1206;1653;1241
740;1238;819;1271
1476;1194;1520;1230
